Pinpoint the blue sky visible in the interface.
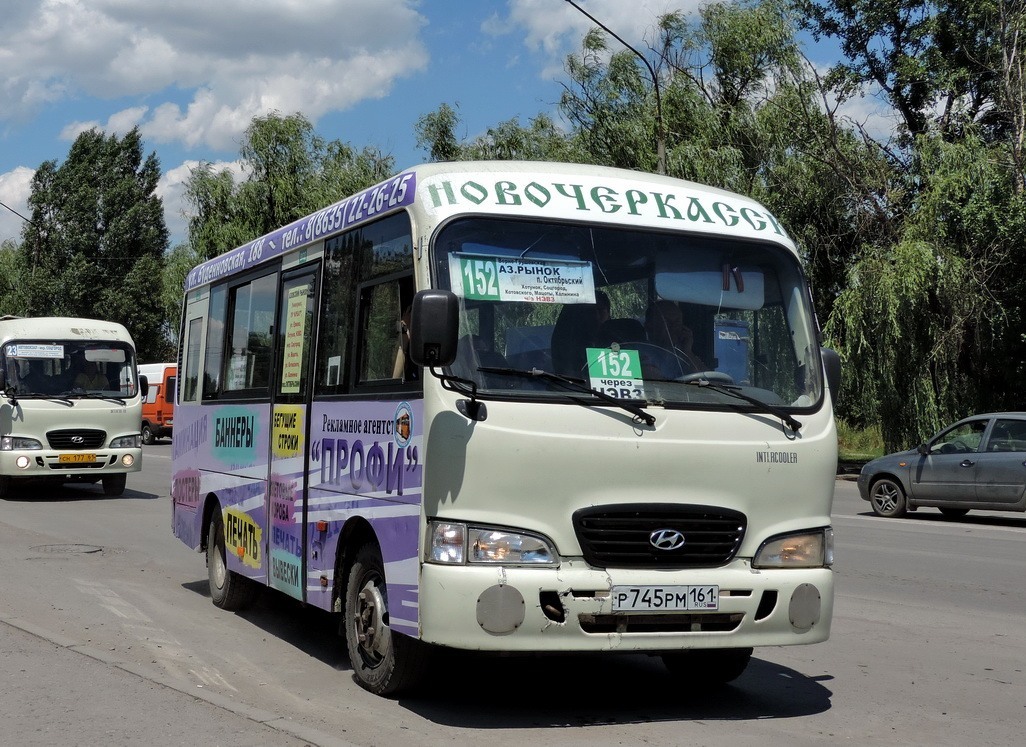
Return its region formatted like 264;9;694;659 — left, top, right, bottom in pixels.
0;0;859;248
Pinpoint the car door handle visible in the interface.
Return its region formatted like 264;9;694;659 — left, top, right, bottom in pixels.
960;459;975;467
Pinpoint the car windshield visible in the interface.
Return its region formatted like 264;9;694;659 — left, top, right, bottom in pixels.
2;340;138;398
431;217;823;411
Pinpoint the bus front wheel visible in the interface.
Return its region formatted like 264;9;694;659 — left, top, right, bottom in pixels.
206;512;256;610
102;473;126;496
344;542;429;696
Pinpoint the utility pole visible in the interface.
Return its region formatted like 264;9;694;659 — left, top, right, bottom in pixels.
564;0;666;175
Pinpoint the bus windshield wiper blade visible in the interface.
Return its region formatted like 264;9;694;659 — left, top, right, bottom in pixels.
683;379;801;432
478;366;655;426
79;393;128;405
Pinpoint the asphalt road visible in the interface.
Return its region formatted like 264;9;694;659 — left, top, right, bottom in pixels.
1;445;1023;746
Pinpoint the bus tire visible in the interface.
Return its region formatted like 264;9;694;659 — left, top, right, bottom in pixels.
207;512;256;611
102;473;127;496
662;647;752;685
344;542;429;696
0;475;10;498
141;423;155;445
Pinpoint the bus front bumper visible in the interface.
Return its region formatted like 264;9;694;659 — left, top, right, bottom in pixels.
418;558;833;652
0;448;142;478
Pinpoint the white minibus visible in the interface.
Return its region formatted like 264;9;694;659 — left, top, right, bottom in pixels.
0;316;143;496
172;161;840;695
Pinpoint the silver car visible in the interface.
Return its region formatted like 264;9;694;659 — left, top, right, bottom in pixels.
857;412;1026;518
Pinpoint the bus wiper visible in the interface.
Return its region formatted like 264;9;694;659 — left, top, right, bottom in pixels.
78;392;128;406
478;366;656;426
683;379;801;432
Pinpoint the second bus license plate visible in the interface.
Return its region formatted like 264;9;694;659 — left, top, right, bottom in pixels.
612;585;719;612
59;453;97;463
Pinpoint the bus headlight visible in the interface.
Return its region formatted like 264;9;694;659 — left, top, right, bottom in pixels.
753;528;833;568
1;436;43;450
427;521;558;566
109;435;141;448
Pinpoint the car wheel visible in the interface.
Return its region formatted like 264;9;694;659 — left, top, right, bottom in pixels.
345;542;430;696
141;423;155;445
869;477;907;518
939;507;970;519
662;647;752;685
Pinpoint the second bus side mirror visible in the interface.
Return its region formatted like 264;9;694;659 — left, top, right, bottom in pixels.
139;374;149;399
409;290;459;368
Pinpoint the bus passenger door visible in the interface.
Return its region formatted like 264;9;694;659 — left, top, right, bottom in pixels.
268;266;319;602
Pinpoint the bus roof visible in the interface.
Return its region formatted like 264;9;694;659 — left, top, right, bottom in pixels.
0;316;135;346
183;161;798;293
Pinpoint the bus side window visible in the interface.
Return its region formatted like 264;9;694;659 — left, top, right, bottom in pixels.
202;286;227;400
221;271;277;396
183;319;202;402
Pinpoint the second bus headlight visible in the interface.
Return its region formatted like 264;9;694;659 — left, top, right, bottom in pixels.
1;436;43;450
109;435;141;448
427;521;557;566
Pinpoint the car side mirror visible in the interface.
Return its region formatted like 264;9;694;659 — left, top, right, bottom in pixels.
409;290;459;368
917;443;929;455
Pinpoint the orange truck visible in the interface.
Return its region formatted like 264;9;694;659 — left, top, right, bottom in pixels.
138;363;176;444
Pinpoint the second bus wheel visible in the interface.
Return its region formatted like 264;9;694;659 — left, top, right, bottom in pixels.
141;423;155;445
344;542;430;696
206;512;257;610
102;473;126;496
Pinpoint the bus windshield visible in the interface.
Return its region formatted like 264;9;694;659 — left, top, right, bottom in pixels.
432;217;822;410
2;340;138;398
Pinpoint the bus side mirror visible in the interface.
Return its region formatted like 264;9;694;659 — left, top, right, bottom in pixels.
410;290;459;367
821;347;841;397
139;374;149;399
0;370;6;391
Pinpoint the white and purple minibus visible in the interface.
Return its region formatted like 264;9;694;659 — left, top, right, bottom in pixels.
172;161;839;695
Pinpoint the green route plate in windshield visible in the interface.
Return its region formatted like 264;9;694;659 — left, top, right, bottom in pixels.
586;347;646;399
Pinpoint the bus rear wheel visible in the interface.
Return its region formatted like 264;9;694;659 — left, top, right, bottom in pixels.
344;542;429;696
662;647;753;685
206;512;256;610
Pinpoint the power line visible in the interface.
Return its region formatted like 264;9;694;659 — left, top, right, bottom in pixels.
0;199;33;226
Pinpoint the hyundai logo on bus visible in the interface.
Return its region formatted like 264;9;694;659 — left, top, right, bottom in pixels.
649;529;686;551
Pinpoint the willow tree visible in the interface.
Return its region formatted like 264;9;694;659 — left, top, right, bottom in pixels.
183;112;395;265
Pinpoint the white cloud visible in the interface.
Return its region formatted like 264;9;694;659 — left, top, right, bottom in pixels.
1;1;428;151
496;0;702;76
0;167;35;245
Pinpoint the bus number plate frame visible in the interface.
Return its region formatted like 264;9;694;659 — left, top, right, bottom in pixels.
59;453;98;464
611;585;719;612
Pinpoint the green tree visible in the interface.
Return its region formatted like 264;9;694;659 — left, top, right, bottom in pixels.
184;112;395;266
20;128;170;361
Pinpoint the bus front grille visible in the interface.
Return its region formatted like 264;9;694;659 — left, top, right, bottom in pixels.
46;429;107;449
578;612;744;634
572;504;746;569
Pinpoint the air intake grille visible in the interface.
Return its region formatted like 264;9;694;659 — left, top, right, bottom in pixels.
47;429;107;449
572;504;746;569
